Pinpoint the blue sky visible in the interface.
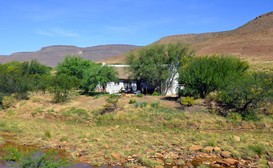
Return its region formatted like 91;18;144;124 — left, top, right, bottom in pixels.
1;0;273;55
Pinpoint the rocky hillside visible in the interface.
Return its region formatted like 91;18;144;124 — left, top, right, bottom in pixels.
0;45;140;67
103;11;273;63
157;11;273;62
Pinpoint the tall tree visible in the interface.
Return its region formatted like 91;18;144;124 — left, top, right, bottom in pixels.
56;56;95;80
126;43;194;94
82;64;118;93
57;56;118;94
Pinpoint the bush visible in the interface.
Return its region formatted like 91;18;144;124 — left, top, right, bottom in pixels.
2;95;16;109
0;61;51;100
247;144;266;156
216;72;273;119
152;91;160;96
129;99;137;104
150;101;160;108
106;94;120;108
179;55;249;98
134;101;148;108
226;112;242;122
48;74;79;103
136;93;144;98
180;96;194;106
19;151;68;168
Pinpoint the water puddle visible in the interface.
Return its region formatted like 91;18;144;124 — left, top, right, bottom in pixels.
0;140;124;168
0;160;9;168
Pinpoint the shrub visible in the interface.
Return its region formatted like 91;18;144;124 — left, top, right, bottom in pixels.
226;112;242;122
136;93;144;98
180;96;194;106
48;74;79;103
2;95;16;109
134;101;148;108
2;146;23;162
138;157;160;167
247;144;266;156
129;99;137;104
150;101;160;108
44;130;51;139
106;94;120;108
19;151;69;168
179;55;249;98
152;91;160;96
216;72;273;119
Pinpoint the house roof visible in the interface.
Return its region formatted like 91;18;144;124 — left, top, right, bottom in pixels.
105;64;131;80
114;66;131;79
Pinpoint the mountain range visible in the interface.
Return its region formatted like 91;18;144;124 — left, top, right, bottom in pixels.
1;11;273;66
0;45;140;67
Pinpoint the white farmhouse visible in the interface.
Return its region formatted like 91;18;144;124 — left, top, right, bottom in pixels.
103;64;180;96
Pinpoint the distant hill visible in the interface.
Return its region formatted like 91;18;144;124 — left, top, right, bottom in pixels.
0;45;141;67
103;11;273;63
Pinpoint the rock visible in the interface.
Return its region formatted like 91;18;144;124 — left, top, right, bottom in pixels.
111;152;121;160
233;135;240;142
189;145;203;151
220;151;232;158
212;163;221;167
213;147;221;152
216;160;231;167
156;153;164;158
154;166;164;168
173;159;185;166
156;159;165;165
268;161;273;168
104;144;109;149
204;146;214;153
186;161;194;168
223;158;239;165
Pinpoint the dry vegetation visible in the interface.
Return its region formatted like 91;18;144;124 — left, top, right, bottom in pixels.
0;93;272;167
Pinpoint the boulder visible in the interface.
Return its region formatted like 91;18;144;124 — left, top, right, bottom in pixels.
213;147;221;152
204;146;214;153
189;145;203;151
268;161;273;168
223;158;239;165
111;152;121;160
220;151;232;158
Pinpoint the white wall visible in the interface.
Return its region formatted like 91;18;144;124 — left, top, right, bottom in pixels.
106;81;125;94
165;73;180;96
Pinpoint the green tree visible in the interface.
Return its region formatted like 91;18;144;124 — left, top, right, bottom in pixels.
21;60;51;92
179;55;249;98
126;43;194;94
57;56;118;94
21;60;51;76
81;64;118;93
0;61;32;99
56;56;94;80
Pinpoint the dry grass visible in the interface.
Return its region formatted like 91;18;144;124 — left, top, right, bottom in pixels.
0;93;272;165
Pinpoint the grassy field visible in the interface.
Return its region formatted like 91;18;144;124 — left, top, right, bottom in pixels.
0;93;273;167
